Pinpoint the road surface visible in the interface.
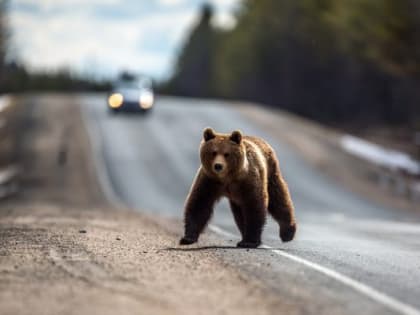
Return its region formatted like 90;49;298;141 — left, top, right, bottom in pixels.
81;94;420;315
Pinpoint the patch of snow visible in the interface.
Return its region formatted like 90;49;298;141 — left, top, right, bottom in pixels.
340;135;420;176
0;95;12;112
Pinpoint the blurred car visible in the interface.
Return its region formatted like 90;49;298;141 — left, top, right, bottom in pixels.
107;76;154;114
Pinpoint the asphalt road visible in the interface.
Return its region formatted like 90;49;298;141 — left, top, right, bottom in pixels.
80;94;420;315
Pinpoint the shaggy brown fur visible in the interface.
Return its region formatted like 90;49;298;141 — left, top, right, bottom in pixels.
180;127;296;248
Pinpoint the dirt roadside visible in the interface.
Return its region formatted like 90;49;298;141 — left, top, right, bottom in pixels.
0;94;296;315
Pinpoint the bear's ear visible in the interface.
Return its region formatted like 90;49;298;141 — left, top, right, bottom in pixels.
203;127;216;142
230;130;242;144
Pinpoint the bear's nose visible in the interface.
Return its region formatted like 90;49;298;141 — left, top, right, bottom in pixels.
214;163;223;172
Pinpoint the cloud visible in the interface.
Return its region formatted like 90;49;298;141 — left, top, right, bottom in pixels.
14;0;120;12
209;0;241;11
8;0;240;79
209;0;240;30
9;2;197;79
157;0;187;7
212;10;237;29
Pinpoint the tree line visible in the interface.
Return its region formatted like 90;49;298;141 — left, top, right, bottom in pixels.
163;1;420;127
1;62;111;93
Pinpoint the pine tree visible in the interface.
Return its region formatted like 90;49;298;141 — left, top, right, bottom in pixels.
167;4;217;97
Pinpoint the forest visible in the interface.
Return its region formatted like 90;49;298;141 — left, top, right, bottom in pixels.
164;0;420;127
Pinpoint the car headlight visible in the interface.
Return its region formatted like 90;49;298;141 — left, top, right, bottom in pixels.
108;93;124;108
139;91;154;109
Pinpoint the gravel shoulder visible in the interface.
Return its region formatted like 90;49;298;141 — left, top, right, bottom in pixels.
0;94;292;315
1;205;291;315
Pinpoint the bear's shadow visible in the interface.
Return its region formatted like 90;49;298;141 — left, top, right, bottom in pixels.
163;245;276;252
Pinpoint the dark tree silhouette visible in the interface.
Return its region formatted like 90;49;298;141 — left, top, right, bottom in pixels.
0;0;8;88
165;4;217;97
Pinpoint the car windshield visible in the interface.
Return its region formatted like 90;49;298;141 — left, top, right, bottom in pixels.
115;78;152;90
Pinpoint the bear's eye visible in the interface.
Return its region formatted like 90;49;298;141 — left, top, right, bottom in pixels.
212;151;217;157
224;153;230;158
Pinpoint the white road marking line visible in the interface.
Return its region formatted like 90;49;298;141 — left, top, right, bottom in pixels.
209;225;420;315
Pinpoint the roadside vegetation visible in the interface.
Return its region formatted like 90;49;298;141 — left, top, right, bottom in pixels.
163;1;420;132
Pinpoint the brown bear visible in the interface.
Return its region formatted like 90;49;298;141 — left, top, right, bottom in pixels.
180;127;297;248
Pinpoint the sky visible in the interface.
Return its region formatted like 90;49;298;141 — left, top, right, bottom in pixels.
8;0;241;81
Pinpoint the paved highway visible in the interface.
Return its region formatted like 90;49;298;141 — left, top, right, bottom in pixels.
80;94;420;315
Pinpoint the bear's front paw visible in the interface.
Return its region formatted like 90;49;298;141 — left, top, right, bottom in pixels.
280;223;296;242
236;240;261;248
179;236;197;245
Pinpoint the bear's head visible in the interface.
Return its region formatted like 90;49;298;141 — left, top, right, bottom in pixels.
200;127;246;180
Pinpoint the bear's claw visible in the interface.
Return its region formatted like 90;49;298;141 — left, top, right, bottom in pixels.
179;236;197;245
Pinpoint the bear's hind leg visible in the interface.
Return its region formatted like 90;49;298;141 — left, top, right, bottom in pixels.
267;172;297;242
